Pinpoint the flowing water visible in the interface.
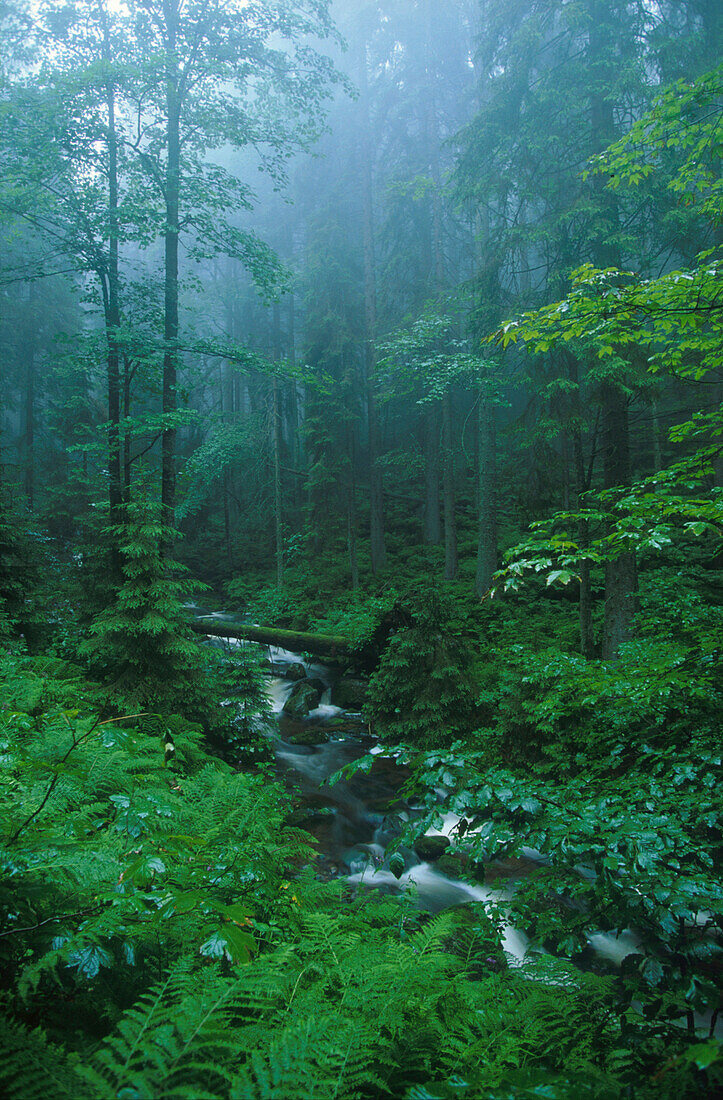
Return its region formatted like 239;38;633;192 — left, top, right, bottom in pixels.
193;609;637;967
193;611;721;1034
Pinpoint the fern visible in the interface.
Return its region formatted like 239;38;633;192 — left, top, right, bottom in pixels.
233;1015;379;1100
78;966;243;1099
0;1013;88;1100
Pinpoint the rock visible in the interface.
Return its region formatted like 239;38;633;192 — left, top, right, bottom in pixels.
307;677;327;696
284;724;331;746
436;850;469;877
414;834;451;862
483;856;539;883
331;678;368;711
285;662;306;682
282;680;322;719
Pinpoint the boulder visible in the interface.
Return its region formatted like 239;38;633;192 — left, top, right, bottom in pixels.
331;678;368;711
282;680;322;720
436;850;470;878
414;834;451;863
284;723;331;746
285;662;306;682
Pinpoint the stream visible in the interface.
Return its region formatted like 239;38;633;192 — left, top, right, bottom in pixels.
199;610;638;970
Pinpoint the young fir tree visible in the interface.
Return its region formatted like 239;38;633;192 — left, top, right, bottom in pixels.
83;499;204;704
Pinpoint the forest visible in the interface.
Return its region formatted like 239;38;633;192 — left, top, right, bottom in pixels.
0;0;721;1096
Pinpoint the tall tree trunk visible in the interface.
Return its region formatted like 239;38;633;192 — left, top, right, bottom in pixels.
442;390;457;581
273;376;283;587
23;325;34;511
424;406;442;544
347;421;359;593
651;395;663;473
162;12;180;536
565;351;595;657
105;64;122;580
590;1;637;658
601;383;638;659
122;355;132;502
287;293;304;516
360;43;387;574
272;301;284;588
475;394;497;595
572;425;594;659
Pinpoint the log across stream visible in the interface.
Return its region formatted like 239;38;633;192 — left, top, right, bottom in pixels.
196;611;641;970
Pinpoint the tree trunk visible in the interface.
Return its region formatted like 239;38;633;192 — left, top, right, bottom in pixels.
273;375;283;587
287;293;304;515
272;301;284;588
360;42;387;574
192;619;353;660
442;389;457;581
424;405;442;544
601;383;638;659
348;423;359;593
105;66;122;580
565;351;595;658
162;15;180;536
122;355;132;502
590;2;637;659
572;424;595;659
23;329;34;511
475;393;497;595
651;395;663;473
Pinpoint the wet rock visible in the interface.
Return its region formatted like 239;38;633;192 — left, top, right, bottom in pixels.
283;680;322;719
437;850;471;877
414;834;451;862
284;724;332;746
483;856;540;883
331;678;368;711
307;677;327;696
285;662;306;682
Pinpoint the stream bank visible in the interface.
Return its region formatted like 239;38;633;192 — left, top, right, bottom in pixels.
197;611;643;971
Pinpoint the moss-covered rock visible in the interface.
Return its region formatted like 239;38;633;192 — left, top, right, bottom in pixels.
414;834;451;862
282;680;322;719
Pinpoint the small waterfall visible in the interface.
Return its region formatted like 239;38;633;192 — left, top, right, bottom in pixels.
192;608;654;980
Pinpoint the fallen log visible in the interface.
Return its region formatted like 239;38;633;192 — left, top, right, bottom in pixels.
191;619;354;660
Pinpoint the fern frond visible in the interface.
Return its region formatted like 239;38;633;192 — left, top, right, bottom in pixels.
77;965;244;1100
0;1013;88;1100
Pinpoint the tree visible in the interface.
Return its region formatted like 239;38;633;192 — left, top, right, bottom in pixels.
494;65;723;637
126;0;339;529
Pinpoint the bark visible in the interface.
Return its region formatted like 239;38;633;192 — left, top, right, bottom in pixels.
651;396;663;473
424;405;442;544
287;293;304;514
346;385;359;592
122;355;132;502
566;351;595;657
360;42;387;574
442;389;458;581
601;383;638;660
475;394;497;595
192;619;353;660
714;383;723;489
105;66;122;579
272;302;284;588
162;10;181;535
273;376;283;587
590;2;638;659
347;426;360;593
23;332;34;510
572;425;594;659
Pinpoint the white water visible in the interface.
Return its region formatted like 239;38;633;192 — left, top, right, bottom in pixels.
191;613;653;979
347;859;529;963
